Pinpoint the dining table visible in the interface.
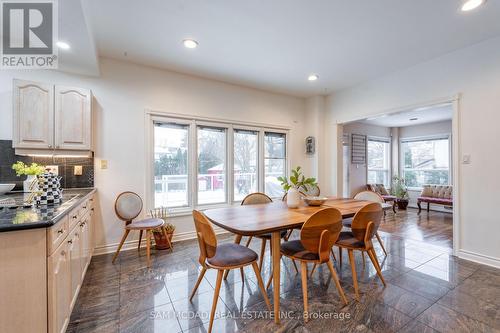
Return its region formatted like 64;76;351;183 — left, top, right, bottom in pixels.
203;197;391;324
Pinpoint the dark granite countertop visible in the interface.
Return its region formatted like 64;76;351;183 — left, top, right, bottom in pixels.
0;188;96;232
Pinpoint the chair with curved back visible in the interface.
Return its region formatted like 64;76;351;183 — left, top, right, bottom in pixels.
112;191;166;266
335;203;386;300
190;210;271;333
224;192;289;281
279;208;348;322
349;190;388;255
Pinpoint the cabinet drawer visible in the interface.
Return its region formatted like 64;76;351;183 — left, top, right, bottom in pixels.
47;215;69;255
69;207;80;231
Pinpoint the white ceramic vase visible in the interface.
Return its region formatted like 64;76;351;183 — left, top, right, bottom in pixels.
23;174;37;193
286;188;301;208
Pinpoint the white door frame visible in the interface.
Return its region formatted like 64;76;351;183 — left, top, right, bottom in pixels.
336;94;461;255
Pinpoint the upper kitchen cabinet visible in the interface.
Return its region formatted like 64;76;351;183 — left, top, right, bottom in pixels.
55;86;92;150
13;79;93;155
13;79;54;149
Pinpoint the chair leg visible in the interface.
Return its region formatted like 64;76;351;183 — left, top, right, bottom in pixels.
300;262;309;323
309;263;317;277
245;236;253;247
258;239;267;270
266;268;273;290
146;230;152;267
224;235;242;280
240;267;244;283
331;248;337;261
251;262;272;311
339;247;343;266
291;259;299;273
284;229;293;241
347;249;359;300
361;251;365;266
208;270;223;333
163;227;174;252
112;229;130;263
326;259;348;305
417;201;422;214
392;201;397;213
375;232;387;256
189;267;207;301
427;202;430;212
367;249;386;286
137;230;143;251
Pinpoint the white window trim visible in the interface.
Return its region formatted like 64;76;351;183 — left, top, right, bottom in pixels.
145;111;290;214
366;136;391;188
399;133;452;191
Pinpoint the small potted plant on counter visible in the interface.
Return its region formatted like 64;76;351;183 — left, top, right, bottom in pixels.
278;166;317;208
150;207;175;250
391;175;409;210
12;161;45;193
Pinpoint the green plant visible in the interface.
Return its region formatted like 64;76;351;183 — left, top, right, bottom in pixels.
277;166;317;192
391;175;409;200
12;161;45;176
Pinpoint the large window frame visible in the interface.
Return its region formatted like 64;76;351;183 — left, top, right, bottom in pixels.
400;134;451;190
147;113;289;214
366;136;391;188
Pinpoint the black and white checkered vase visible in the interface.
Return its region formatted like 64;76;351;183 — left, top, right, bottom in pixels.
36;173;62;206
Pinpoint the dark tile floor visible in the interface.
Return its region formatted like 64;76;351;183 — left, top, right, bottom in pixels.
68;209;500;333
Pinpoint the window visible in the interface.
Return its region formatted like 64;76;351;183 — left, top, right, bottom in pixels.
264;132;287;198
367;138;391;188
233;129;258;201
197;126;227;205
154;122;189;208
151;115;288;211
401;136;450;188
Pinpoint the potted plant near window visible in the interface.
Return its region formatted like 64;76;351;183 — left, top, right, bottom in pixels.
278;166;317;208
12;161;45;192
391;175;409;210
150;207;175;250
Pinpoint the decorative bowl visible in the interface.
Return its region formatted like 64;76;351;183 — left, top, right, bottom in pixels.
303;196;328;206
0;184;15;195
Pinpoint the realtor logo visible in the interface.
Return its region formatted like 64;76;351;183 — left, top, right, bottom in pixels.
1;0;58;69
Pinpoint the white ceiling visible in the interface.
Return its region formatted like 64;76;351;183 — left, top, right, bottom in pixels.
359;104;453;127
62;0;500;96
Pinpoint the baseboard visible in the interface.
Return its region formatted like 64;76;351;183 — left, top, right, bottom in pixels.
458;249;500;269
92;228;230;256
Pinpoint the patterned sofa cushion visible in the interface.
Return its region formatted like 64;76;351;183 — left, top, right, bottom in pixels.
367;184;390;196
420;185;453;199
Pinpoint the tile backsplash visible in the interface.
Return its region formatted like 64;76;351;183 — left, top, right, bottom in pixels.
0;140;94;190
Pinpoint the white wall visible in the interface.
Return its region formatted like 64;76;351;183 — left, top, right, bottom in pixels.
0;57;307;253
342;122;391;196
326;36;500;266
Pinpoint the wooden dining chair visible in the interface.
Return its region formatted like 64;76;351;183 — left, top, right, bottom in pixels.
278;208;348;322
224;192;290;281
112;191;166;267
190;210;271;333
349;190;388;255
335;202;386;300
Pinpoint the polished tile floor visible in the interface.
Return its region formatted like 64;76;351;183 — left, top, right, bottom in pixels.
68;209;499;333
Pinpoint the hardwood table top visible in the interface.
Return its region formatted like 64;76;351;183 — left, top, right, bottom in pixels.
204;197;388;236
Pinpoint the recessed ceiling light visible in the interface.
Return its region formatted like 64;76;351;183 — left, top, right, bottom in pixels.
183;39;198;49
409;117;418;121
56;41;70;50
461;0;485;11
308;74;319;81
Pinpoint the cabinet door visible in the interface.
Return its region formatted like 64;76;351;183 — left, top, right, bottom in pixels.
48;242;71;333
54;86;92;150
68;229;82;309
79;215;90;278
13;79;54;149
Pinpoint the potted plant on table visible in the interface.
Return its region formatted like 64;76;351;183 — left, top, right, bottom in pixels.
391;175;409;210
150;207;175;250
12;161;45;193
278;166;317;208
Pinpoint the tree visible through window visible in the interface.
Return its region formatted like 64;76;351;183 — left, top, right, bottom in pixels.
234;129;258;201
401;137;450;188
264;132;286;197
367;138;390;188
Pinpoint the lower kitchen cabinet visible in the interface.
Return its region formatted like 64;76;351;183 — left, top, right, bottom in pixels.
48;241;71;333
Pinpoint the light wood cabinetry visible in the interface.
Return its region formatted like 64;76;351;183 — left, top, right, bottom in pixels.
13;79;54;149
12;79;92;153
54;86;92;150
0;191;97;333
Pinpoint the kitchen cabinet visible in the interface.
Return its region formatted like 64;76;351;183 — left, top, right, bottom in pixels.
68;227;82;310
48;241;71;333
13;79;92;153
13;80;54;149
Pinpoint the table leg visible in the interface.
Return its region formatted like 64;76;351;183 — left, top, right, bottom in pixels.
271;231;281;324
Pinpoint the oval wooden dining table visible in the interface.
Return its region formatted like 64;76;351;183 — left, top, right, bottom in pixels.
203;197;389;324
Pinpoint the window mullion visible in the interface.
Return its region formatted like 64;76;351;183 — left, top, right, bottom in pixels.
227;126;234;203
190;121;197;209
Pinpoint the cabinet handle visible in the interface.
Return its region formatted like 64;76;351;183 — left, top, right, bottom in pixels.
72;215;77;219
90;199;94;202
91;208;94;211
83;206;87;209
57;229;64;234
67;240;73;244
80;222;85;227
